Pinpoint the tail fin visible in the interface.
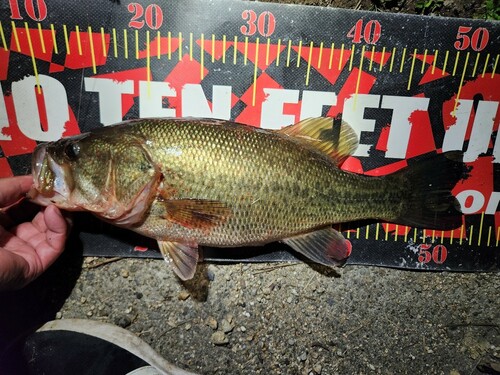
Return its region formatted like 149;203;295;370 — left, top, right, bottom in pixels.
391;151;467;230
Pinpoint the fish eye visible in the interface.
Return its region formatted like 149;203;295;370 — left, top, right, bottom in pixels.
64;142;80;161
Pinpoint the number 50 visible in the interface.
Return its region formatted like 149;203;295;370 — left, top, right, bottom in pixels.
454;26;489;51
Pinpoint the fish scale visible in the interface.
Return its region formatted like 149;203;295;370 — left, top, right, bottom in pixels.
30;117;465;280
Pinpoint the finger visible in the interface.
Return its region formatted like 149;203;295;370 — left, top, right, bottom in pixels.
0;176;33;208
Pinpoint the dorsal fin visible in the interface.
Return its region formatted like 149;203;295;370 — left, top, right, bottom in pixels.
277;117;359;166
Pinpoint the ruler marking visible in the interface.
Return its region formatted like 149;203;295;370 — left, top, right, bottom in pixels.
305;41;314;86
286;39;292;67
112;28;117;58
348;44;355;71
413;228;417;243
384;224;389;241
266;37;270;66
178;32;182;61
37;23;46;54
421;49;428;74
50;24;58;54
356;227;360;239
318;41;323;69
389;47;396;72
431;229;435;243
369;45;375;71
496;227;500;247
407;48;417;91
468;225;474;246
296;40;303;68
399;47;407;73
440;230;444;244
23;22;41;93
11;22;21;51
487;226;492;247
146;30;151;84
365;224;370;240
135;29;139;59
423;229;427;241
168;31;172;60
380;46;386;71
88;26;97;74
454;51;470;114
492;54;499;78
276;39;281;66
0;22;7;51
472;53;480;77
222;34;226;64
233;35;238;65
450;229;454;245
123;29;128;59
452;51;460;76
211;34;215;63
338;44;345;70
432;50;438;74
200;33;205;80
459;224;464;245
477;212;484;246
375;223;380;241
75;25;82;55
157;31;161;59
353;45;366;109
244;36;248;65
189;32;193;61
404;227;408;242
442;50;449;75
394;225;399;241
328;43;334;70
347;230;351;239
252;37;259;106
100;27;106;57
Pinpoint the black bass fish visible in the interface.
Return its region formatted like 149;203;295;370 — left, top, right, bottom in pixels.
29;117;465;279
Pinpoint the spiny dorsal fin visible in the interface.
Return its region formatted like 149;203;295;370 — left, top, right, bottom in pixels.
277;117;359;166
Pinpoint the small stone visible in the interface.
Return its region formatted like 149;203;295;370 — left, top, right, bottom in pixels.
288;338;296;346
206;317;218;330
80;297;87;304
221;318;234;333
120;269;129;278
211;331;229;345
185;323;192;331
55;311;62;319
286;296;293;304
368;363;375;371
298;352;307;362
313;364;322;374
336;349;344;358
115;315;132;328
86;311;93;317
449;370;460;375
178;291;190;301
240;326;247;332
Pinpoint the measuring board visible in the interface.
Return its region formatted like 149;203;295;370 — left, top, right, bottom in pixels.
0;0;498;271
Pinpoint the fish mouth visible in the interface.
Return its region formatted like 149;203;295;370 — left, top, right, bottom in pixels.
29;143;77;209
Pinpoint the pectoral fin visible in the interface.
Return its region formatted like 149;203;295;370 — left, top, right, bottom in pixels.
158;240;199;280
161;199;232;230
281;227;352;267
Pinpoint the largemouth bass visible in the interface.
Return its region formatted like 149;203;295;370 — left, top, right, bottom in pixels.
29;117;465;280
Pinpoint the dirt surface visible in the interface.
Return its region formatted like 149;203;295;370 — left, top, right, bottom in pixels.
1;1;499;374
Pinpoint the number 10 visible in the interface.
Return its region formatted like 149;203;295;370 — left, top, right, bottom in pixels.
9;0;48;21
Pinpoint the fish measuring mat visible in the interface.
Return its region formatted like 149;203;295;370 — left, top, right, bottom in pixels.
0;0;498;271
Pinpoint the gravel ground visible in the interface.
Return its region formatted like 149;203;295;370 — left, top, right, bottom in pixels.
1;249;498;374
1;1;499;374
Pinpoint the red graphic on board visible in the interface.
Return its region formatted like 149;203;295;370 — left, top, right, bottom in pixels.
64;31;110;70
297;45;352;85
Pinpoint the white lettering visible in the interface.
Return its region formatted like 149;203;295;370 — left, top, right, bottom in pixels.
343;94;380;157
139;81;176;118
300;91;337;120
485;191;500;215
182;84;232;119
12;75;69;141
0;85;10;141
464;101;499;162
456;190;485;214
261;88;299;129
381;96;430;159
84;77;134;125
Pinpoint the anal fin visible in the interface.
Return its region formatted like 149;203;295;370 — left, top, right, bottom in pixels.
281;227;352;267
158;240;199;280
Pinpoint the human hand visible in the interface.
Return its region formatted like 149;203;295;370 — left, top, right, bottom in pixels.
0;176;70;291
